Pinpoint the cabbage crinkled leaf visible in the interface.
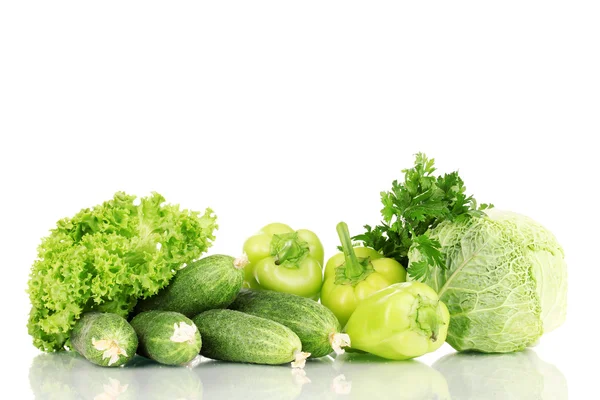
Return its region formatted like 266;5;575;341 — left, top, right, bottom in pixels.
27;192;217;352
408;209;567;353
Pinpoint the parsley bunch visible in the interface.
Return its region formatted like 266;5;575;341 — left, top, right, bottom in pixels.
353;153;492;281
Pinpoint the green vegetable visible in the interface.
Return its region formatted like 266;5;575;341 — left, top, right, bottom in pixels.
69;312;138;367
135;254;247;317
242;223;324;298
229;289;350;358
434;350;567;399
192;309;310;368
27;192;217;352
130;311;201;366
354;153;492;279
320;222;406;326
344;282;449;360
408;209;568;353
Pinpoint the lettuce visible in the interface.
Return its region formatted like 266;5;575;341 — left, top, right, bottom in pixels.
27;192;217;352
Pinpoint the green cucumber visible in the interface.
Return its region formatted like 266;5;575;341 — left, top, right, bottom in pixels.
135;254;247;317
130;311;201;366
70;312;138;367
192;309;309;368
229;289;349;358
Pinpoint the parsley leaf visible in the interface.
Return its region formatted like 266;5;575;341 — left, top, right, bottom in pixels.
354;153;491;280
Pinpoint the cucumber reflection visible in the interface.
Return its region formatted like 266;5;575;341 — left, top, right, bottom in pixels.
197;359;309;400
29;352;202;399
433;349;567;400
128;357;202;400
330;353;451;399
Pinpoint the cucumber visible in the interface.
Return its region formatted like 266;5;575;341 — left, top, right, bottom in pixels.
135;254;247;317
229;289;350;358
70;312;138;367
192;309;310;368
130;311;202;366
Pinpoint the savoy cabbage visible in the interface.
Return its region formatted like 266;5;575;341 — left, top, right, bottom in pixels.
408;209;567;352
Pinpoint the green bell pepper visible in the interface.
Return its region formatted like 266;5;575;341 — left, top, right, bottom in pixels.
242;223;324;299
345;281;450;360
320;222;406;326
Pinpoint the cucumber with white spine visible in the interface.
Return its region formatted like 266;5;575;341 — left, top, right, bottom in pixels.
130;311;201;366
70;312;138;367
134;254;248;317
229;289;350;357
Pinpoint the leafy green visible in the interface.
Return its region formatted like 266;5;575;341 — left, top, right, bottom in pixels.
27;192;217;352
410;209;568;352
354;153;491;280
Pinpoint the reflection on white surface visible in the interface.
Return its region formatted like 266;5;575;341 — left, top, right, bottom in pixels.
198;359;308;400
433;349;568;400
30;349;567;399
329;353;451;400
28;351;460;400
29;352;201;400
29;351;455;400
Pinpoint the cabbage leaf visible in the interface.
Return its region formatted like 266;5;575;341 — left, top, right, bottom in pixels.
408;209;567;352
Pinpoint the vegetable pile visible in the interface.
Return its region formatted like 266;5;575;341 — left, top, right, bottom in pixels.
355;152;492;278
321;222;406;326
26;153;568;370
356;153;567;353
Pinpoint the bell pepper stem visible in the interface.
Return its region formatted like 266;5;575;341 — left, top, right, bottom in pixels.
271;232;310;267
275;240;294;265
336;222;364;278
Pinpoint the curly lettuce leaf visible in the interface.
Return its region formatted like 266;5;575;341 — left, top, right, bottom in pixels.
27;192;217;352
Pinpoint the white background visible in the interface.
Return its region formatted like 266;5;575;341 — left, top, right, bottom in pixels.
1;1;598;399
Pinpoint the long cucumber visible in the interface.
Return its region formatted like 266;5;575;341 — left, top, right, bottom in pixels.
192;309;309;368
229;289;350;357
135;254;247;317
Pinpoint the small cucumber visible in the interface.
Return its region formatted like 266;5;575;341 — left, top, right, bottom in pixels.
229;289;350;358
135;254;248;317
130;311;201;366
192;309;310;368
70;312;138;367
